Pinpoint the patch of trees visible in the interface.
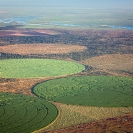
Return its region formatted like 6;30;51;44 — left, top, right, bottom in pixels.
0;25;20;30
0;52;29;59
0;34;88;44
0;29;133;61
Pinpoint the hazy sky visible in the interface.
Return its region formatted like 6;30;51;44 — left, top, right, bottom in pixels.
0;0;133;9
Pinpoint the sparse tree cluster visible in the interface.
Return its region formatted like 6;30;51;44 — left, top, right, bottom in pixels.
0;28;133;61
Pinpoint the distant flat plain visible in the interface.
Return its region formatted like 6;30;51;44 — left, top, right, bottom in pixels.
0;8;133;30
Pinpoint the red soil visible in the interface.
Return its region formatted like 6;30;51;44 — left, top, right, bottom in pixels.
0;44;87;55
0;29;59;36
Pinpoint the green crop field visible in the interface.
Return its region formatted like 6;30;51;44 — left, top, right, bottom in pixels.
0;92;58;133
0;59;85;78
33;76;133;107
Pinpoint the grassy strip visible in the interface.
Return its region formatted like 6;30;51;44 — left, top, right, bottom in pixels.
40;103;133;132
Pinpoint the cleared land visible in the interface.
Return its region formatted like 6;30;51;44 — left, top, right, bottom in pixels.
33;76;133;107
0;30;60;36
0;92;58;133
0;59;85;78
53;104;133;123
42;103;133;132
0;44;87;55
83;54;133;76
46;112;133;133
83;54;133;71
0;78;50;95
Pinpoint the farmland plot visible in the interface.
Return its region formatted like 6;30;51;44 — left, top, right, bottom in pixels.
33;76;133;107
0;92;58;133
0;59;85;78
83;54;133;76
43;103;133;132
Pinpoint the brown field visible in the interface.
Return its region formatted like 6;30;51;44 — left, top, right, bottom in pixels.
0;78;46;95
46;112;133;133
0;29;60;36
41;103;133;133
0;44;87;55
0;74;69;95
83;54;133;76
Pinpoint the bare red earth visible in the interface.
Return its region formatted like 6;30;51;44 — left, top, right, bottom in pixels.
0;29;59;36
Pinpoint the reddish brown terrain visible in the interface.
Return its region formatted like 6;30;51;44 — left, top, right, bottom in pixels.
0;44;87;55
0;29;59;36
0;78;45;95
46;112;133;133
83;54;133;77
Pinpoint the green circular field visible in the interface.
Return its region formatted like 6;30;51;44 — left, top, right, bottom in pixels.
0;59;85;78
33;76;133;107
0;92;58;133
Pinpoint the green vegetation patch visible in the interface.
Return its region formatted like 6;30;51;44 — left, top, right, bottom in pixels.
0;92;58;133
33;76;133;107
0;59;85;78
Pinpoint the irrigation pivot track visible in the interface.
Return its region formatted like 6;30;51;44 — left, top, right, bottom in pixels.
0;59;85;78
0;92;58;133
33;76;133;107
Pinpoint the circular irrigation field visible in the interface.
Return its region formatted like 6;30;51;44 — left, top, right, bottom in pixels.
0;92;58;133
0;59;85;78
33;76;133;107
